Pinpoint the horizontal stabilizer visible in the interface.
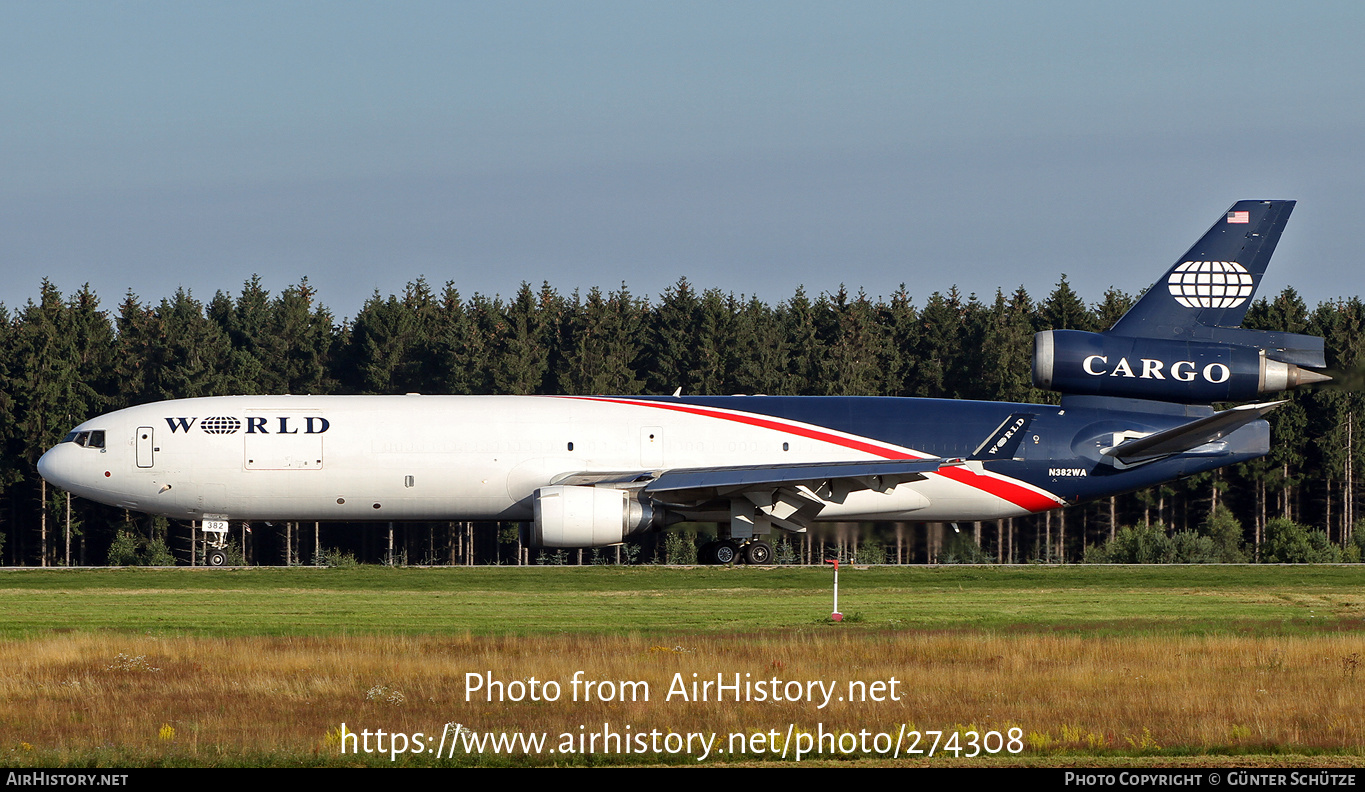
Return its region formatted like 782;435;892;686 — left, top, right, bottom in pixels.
1103;401;1283;465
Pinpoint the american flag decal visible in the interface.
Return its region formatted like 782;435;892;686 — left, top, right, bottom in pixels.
1227;211;1250;223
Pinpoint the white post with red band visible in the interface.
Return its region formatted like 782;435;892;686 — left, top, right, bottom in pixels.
825;558;842;622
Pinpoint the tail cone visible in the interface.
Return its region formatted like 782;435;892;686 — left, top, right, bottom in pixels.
1263;359;1332;393
1293;368;1333;388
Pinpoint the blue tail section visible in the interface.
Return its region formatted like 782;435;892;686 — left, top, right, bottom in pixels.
1032;200;1328;404
1108;200;1295;338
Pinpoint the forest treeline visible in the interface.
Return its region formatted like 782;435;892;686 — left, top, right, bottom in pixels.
2;274;1363;566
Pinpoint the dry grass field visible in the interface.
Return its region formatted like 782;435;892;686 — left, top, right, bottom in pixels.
1;565;1363;766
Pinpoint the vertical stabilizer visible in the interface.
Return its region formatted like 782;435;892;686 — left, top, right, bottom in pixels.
1032;199;1328;403
1107;200;1295;338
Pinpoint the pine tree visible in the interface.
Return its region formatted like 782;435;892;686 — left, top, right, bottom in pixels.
1041;275;1097;332
557;286;644;396
431;283;484;395
646;278;707;396
979;287;1043;403
12;282;117;565
1092;287;1134;331
822;288;889;396
221;275;274;392
778;287;825;394
15;282;98;452
490;283;557;395
0;305;21;543
727;295;789;395
270;278;337;395
914;287;978;398
152;290;240;399
880;285;919;398
343;279;438;394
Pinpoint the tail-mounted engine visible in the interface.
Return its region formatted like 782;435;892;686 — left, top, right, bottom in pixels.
1033;328;1329;404
1031;200;1332;404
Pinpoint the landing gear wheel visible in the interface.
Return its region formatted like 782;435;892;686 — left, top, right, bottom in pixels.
743;540;773;565
712;540;739;565
206;548;228;567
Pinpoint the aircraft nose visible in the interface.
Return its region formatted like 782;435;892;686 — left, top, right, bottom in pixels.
37;445;77;491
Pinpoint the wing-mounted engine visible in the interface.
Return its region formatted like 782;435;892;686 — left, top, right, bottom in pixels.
530;485;658;548
534;458;947;548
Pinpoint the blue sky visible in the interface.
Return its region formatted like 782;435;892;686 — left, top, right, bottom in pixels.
2;1;1362;319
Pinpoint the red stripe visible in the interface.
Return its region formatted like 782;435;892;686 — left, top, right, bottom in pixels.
563;396;920;459
560;396;1060;512
935;465;1061;512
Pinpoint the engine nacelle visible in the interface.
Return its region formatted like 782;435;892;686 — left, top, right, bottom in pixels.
1033;329;1328;404
530;485;656;548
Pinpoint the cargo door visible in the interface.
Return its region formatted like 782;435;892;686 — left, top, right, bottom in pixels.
243;412;325;470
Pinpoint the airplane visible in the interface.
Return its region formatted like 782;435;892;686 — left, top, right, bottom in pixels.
38;200;1331;566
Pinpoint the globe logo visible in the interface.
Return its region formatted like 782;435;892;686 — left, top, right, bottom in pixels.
200;417;242;435
1167;261;1254;308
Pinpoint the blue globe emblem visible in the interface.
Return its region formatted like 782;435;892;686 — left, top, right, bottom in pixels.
200;417;242;435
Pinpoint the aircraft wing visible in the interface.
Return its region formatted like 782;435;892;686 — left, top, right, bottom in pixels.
644;457;949;496
556;457;952;532
556;457;949;496
1102;401;1284;465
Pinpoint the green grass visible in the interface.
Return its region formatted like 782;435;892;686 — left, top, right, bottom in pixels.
1;564;1361;637
4;565;1365;767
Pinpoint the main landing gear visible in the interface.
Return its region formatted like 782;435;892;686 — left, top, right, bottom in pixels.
700;539;773;565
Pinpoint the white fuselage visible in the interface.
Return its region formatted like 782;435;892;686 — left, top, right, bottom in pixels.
38;394;1054;526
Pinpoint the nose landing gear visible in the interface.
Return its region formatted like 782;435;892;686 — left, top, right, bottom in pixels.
200;518;231;567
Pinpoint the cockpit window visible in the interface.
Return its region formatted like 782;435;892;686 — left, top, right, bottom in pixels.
60;430;104;449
